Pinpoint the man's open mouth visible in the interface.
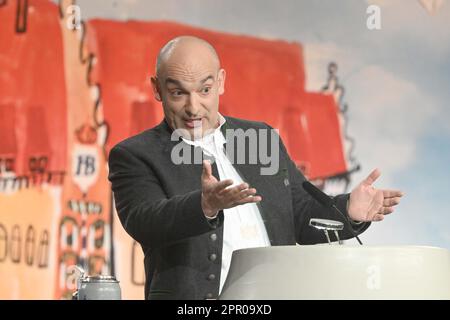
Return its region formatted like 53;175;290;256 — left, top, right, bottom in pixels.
184;118;203;128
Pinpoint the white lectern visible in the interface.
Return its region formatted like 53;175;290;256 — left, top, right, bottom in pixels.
219;245;450;299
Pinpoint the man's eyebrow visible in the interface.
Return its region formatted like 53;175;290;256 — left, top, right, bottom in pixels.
165;78;183;87
165;75;214;87
200;75;214;84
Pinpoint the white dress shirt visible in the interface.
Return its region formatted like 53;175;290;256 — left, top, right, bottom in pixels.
182;114;271;293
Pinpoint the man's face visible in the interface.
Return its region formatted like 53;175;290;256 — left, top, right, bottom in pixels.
151;58;225;139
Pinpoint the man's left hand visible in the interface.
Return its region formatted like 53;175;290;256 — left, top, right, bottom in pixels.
348;169;404;222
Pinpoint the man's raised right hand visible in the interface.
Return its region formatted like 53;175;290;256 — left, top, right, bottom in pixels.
200;160;262;218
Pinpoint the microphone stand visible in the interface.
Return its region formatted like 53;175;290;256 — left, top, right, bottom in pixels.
331;203;363;245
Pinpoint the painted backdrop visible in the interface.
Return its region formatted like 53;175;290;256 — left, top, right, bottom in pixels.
1;0;449;299
0;0;353;299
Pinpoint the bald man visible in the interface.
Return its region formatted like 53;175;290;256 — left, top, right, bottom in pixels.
108;36;403;300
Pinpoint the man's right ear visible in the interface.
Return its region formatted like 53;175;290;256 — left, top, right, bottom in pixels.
150;76;162;102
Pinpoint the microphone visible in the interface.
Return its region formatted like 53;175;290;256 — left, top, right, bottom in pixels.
302;180;363;245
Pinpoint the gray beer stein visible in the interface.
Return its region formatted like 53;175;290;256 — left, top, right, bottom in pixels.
70;266;121;300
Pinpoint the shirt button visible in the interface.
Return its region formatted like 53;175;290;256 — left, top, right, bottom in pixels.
210;233;217;241
209;253;217;261
207;274;216;281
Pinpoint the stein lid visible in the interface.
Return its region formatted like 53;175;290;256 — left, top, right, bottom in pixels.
82;275;119;283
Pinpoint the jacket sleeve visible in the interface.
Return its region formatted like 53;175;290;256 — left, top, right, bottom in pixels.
275;128;370;244
108;144;220;248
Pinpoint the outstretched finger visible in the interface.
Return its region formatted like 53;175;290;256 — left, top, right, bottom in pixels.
383;197;401;207
218;182;248;196
382;189;404;198
379;206;395;215
237;188;257;200
373;214;385;222
235;195;262;206
363;168;381;186
212;179;234;193
202;160;212;179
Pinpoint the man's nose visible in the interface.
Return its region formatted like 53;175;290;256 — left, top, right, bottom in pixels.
185;93;200;117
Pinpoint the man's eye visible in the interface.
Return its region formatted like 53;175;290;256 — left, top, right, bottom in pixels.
201;87;211;95
171;90;183;96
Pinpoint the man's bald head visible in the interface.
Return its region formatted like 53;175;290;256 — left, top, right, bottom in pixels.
150;35;226;139
155;36;220;78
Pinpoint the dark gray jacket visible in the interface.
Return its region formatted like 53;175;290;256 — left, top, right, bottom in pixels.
108;116;369;300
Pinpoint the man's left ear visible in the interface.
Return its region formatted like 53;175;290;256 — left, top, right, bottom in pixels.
218;69;226;95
